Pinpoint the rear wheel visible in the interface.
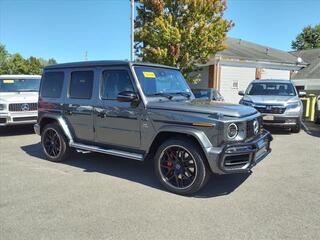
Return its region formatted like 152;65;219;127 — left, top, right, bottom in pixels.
154;138;210;195
315;104;320;124
41;123;70;162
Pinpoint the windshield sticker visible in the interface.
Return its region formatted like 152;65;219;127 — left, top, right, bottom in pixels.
143;72;156;78
3;80;14;84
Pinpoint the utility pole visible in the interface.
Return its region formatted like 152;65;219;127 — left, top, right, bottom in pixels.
130;0;134;61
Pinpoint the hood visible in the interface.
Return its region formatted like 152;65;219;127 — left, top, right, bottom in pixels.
243;95;299;105
147;99;257;118
0;92;39;103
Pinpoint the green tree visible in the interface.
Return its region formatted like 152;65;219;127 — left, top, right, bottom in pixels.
0;44;57;74
134;0;232;82
292;24;320;50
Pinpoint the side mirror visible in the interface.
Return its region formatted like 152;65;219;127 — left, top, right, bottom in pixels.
299;91;306;97
117;91;138;102
238;90;244;96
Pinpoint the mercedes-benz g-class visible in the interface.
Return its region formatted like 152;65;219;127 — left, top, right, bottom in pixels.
0;75;41;126
35;61;272;195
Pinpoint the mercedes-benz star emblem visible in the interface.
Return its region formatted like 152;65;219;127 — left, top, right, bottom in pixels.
253;119;259;135
21;103;30;111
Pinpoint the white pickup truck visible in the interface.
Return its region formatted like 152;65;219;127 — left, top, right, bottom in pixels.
0;75;41;126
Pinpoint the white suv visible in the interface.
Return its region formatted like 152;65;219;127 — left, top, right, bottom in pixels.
0;75;41;126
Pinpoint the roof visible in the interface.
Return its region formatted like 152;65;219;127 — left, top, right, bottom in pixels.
215;38;305;65
290;49;320;79
252;79;292;84
0;75;41;79
44;60;178;70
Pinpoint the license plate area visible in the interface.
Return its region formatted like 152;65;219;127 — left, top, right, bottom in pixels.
255;139;269;163
263;115;274;121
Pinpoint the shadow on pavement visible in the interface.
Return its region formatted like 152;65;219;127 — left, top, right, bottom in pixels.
21;142;250;198
303;121;320;138
0;124;35;136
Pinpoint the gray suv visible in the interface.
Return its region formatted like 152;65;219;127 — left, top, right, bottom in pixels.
239;80;304;133
34;61;272;195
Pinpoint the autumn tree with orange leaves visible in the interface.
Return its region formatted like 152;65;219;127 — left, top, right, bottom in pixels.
134;0;232;82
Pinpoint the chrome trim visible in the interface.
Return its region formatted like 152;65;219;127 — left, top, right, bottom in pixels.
69;142;144;161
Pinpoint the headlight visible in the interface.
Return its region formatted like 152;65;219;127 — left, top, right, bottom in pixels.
240;100;254;106
287;102;300;109
227;123;239;139
0;104;5;111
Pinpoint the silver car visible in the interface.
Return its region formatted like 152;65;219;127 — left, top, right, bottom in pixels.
0;75;41;127
239;79;304;133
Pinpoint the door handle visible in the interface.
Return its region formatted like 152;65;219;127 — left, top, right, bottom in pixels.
97;112;106;118
65;110;73;115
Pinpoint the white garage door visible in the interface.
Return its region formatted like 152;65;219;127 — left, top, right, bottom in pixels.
261;69;290;80
220;66;256;103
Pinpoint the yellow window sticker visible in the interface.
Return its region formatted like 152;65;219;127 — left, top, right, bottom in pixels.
143;72;156;78
3;80;14;83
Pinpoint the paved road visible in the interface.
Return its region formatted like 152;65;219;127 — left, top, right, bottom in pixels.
0;124;320;240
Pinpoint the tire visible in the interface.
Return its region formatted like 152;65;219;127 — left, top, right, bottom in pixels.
41;123;71;162
291;120;301;133
154;138;210;195
315;104;320;124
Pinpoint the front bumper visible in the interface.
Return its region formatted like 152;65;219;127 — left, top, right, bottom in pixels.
262;116;299;127
0;111;38;126
204;130;273;174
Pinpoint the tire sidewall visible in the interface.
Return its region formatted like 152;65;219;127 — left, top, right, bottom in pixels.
154;138;209;195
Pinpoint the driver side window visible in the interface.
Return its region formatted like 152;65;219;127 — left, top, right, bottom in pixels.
101;70;134;100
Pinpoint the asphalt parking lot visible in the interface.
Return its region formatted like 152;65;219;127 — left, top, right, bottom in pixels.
0;123;320;240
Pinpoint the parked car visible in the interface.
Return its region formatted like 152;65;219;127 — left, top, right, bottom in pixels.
0;75;41;127
315;95;320;124
192;88;224;101
239;79;304;133
34;61;272;195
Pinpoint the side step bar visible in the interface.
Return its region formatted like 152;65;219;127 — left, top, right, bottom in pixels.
70;142;144;161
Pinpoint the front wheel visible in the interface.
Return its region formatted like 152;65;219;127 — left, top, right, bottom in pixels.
291;121;301;133
154;138;210;195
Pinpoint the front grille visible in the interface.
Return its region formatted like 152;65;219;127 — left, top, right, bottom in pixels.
255;105;286;114
0;118;6;124
9;103;38;112
247;120;255;138
12;116;37;122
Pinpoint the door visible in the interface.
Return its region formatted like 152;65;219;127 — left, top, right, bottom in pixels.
220;65;256;103
94;68;141;149
63;69;95;143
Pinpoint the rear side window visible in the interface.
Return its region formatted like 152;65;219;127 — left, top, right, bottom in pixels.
69;71;94;99
101;70;134;99
41;72;64;98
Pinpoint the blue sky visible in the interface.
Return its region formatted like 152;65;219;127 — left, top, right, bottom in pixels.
0;0;319;63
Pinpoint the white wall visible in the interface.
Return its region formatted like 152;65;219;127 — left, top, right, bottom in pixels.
261;69;290;80
220;66;256;103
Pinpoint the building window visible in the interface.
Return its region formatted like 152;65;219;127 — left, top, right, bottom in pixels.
232;80;239;89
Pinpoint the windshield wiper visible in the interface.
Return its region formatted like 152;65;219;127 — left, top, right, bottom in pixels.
173;92;191;99
150;93;174;100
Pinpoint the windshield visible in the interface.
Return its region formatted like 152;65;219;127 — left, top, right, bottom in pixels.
0;78;40;92
246;82;296;96
193;89;222;100
134;66;191;96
